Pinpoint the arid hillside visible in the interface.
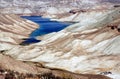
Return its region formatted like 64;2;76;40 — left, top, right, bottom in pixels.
0;6;120;79
0;13;113;79
0;0;120;79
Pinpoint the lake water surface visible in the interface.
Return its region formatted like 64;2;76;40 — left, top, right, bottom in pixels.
21;16;71;45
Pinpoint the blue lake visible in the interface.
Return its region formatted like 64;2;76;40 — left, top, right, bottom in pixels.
20;16;71;45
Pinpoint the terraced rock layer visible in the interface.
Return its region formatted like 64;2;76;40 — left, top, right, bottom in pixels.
0;14;38;45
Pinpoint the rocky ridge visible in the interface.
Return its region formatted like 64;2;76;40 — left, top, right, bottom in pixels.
0;0;117;16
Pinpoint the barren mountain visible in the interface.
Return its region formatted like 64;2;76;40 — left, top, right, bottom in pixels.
0;0;120;79
0;0;118;15
0;6;120;79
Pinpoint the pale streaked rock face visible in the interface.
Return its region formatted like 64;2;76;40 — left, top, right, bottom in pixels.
0;14;38;51
0;0;120;78
0;7;120;79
